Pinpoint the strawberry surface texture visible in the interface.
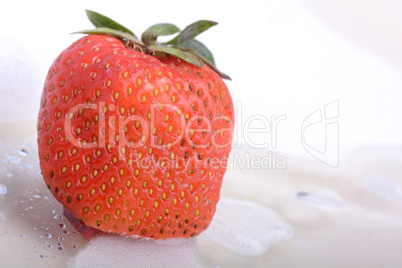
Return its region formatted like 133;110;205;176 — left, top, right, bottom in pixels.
37;11;234;239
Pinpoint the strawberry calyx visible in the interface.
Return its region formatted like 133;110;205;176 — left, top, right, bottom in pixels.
74;10;230;80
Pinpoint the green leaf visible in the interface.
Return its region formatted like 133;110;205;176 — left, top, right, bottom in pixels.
85;10;138;40
73;28;141;44
200;56;231;80
150;46;204;67
141;23;180;46
176;39;215;66
178;46;230;80
167;20;217;44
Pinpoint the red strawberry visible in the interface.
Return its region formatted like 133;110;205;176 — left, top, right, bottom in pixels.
37;10;234;239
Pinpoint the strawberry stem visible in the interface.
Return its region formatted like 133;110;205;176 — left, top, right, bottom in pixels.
74;10;231;80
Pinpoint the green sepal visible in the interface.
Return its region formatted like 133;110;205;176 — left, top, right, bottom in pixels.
178;46;231;80
150;45;204;67
75;11;230;80
176;39;215;66
141;23;180;46
73;28;142;45
166;20;217;44
85;9;138;40
190;50;231;80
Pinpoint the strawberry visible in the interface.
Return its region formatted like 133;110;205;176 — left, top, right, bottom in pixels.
37;10;234;239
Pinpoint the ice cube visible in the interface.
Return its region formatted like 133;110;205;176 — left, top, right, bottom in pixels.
71;235;200;268
202;198;293;256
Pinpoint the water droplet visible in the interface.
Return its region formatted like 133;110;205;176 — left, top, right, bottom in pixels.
0;184;7;195
45;233;52;238
59;224;66;228
32;194;41;199
39;255;47;259
19;149;28;156
7;155;20;164
24;163;32;169
6;172;13;177
52;210;56;214
25;142;33;148
20;235;25;239
296;187;345;211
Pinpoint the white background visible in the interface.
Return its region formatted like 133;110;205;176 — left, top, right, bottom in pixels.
1;0;402;164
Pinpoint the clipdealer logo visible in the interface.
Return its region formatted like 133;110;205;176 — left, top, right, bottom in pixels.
62;99;339;170
301;100;339;167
